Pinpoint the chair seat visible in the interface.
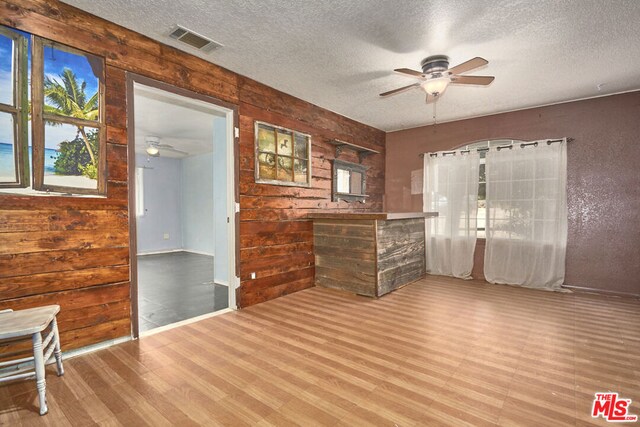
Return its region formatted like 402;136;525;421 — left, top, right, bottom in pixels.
0;305;60;339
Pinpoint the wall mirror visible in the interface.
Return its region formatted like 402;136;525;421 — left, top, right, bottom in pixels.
332;159;368;202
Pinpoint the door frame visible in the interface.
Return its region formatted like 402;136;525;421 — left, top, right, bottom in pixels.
125;73;240;339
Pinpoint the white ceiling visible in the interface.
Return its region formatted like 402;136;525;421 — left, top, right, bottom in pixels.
134;84;224;158
67;0;640;131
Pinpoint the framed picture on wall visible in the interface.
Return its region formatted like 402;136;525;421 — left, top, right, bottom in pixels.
255;121;311;186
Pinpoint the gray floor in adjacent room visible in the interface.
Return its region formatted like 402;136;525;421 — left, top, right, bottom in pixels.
137;251;229;333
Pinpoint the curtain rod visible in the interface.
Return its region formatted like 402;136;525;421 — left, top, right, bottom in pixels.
419;138;574;158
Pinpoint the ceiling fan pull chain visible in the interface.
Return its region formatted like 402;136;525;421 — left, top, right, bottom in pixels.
433;98;437;124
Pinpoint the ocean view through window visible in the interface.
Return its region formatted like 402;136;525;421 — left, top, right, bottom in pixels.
0;24;106;196
0;143;57;177
0;26;28;188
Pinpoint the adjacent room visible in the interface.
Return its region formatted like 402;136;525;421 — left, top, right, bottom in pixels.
132;84;232;333
0;1;638;426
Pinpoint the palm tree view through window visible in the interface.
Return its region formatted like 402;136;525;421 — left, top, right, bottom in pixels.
0;24;105;195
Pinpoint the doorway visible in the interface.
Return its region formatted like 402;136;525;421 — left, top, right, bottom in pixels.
127;75;238;337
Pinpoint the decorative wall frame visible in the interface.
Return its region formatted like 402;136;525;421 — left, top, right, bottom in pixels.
254;121;311;187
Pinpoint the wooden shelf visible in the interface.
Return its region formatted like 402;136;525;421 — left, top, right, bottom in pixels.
335;192;370;198
307;212;438;220
328;139;380;163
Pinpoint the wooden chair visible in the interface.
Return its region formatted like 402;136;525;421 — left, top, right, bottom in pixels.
0;305;64;415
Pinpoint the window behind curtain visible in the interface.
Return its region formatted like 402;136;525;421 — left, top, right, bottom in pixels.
461;139;524;238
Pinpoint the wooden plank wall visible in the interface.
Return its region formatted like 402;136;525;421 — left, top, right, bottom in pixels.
312;220;377;297
0;0;385;349
238;104;384;306
376;218;426;296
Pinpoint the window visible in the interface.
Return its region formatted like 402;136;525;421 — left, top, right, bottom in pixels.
332;159;368;203
461;139;523;238
0;26;28;188
0;24;106;196
255;121;311;186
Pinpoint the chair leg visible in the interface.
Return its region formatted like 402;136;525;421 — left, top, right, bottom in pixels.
51;317;64;376
32;332;48;416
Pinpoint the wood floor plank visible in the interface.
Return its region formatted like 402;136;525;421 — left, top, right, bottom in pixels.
1;276;639;426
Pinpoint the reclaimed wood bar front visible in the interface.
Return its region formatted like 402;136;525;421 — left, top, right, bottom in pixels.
308;212;438;297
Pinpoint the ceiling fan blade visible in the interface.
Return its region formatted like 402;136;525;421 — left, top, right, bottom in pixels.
450;75;495;86
447;57;488;75
163;147;189;155
379;83;421;97
394;68;425;78
154;143;188;155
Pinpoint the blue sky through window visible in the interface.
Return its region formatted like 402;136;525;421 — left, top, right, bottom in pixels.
0;26;100;149
0;34;13;106
43;46;99;98
42;45;100;149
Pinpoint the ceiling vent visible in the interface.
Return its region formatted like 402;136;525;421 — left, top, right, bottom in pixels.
169;25;223;52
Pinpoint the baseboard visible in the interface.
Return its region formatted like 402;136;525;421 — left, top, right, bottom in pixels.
137;249;183;256
562;284;640;299
4;336;130;374
137;249;214;257
61;336;132;361
140;308;234;337
182;249;215;257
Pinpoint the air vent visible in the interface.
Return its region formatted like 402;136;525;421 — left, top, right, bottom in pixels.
169;25;223;52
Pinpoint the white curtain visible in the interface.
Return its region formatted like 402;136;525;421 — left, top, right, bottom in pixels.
484;140;568;290
423;152;480;279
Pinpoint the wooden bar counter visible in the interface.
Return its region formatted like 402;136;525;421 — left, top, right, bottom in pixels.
307;212;438;297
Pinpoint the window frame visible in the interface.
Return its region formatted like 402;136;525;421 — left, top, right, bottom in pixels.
0;26;29;188
31;36;107;195
254;120;311;187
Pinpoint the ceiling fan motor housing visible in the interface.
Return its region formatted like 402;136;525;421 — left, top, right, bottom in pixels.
145;136;160;145
421;55;450;74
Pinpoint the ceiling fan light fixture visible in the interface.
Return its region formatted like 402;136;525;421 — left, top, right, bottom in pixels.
422;76;450;96
146;145;159;156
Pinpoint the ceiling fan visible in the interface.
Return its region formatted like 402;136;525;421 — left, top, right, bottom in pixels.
380;55;495;103
145;136;188;157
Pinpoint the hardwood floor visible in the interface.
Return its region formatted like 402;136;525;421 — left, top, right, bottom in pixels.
1;276;639;426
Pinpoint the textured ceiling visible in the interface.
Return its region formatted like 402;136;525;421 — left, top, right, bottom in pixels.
65;0;640;131
134;84;224;158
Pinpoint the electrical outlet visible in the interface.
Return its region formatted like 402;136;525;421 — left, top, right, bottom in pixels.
163;233;170;240
251;272;256;280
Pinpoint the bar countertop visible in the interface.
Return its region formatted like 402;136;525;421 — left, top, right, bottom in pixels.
306;212;438;220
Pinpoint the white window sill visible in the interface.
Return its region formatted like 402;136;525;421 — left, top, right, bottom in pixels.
0;188;105;198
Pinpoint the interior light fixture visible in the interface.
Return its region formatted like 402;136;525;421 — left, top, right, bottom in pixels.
146;145;159;156
422;76;450;96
